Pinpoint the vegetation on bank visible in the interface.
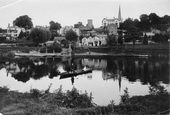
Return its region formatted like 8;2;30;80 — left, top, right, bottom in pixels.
0;84;169;115
0;43;169;59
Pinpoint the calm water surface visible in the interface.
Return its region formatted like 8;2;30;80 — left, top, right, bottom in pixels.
0;56;169;105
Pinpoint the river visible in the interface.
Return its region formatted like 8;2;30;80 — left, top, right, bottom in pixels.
0;56;169;105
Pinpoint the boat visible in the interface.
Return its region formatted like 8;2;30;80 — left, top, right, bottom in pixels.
60;69;92;79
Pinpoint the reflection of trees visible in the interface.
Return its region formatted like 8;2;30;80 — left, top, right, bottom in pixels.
5;58;59;82
13;72;30;82
49;67;60;79
2;57;169;85
4;57;86;82
105;57;169;85
31;64;49;80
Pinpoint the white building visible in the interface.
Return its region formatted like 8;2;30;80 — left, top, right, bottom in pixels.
102;5;122;28
6;24;25;40
81;35;107;46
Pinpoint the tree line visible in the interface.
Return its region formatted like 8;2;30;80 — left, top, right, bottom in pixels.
118;13;170;44
1;13;169;46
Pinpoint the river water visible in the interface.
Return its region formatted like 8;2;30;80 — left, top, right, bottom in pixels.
0;56;169;105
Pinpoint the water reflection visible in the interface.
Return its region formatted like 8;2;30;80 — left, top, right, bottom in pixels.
1;57;169;85
0;57;169;105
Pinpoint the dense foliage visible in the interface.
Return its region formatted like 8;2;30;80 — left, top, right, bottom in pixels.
143;34;148;44
40;42;62;53
13;15;33;29
29;27;51;45
113;85;169;114
65;29;78;42
152;33;169;43
119;13;170;44
0;84;169;115
49;21;62;40
107;34;117;46
120;13;170;32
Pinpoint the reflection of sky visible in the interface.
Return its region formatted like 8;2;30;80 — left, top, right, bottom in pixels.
1;68;169;106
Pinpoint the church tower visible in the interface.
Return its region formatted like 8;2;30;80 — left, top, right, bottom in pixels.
118;5;122;22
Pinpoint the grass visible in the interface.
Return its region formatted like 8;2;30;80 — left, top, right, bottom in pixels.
0;43;169;58
0;84;169;115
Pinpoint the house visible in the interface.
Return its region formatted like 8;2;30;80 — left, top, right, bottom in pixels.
54;37;65;43
6;24;25;40
60;26;73;36
43;37;66;46
81;35;107;46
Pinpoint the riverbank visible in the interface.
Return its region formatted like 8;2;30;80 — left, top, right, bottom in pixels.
0;85;169;115
0;43;169;58
74;43;169;58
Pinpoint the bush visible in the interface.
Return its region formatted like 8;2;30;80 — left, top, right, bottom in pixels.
29;27;51;46
152;33;169;43
40;43;62;53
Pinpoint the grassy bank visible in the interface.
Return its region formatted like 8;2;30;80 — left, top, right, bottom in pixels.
0;43;169;58
74;43;169;58
0;85;169;115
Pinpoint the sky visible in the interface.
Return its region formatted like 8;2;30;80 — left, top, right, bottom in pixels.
0;0;170;29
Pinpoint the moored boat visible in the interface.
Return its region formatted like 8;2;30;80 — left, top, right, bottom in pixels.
60;69;92;79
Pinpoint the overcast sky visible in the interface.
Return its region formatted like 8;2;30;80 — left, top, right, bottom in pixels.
0;0;170;29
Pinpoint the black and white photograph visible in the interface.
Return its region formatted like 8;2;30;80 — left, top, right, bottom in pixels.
0;0;169;114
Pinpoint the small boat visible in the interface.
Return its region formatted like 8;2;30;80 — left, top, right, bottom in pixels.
60;69;92;79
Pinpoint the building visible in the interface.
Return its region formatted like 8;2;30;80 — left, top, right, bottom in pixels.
60;26;80;37
60;26;73;36
59;5;122;47
72;28;81;36
102;5;122;28
81;35;107;46
6;24;25;40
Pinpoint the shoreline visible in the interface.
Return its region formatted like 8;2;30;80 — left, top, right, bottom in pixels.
0;43;169;58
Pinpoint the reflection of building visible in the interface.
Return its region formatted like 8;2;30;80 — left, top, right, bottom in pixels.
6;62;21;75
102;70;122;91
82;59;107;69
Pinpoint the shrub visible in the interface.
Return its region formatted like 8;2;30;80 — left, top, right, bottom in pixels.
152;33;168;43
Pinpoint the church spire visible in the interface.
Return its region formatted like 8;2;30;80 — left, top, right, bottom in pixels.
118;5;122;22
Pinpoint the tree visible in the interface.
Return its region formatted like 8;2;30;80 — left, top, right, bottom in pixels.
29;28;51;46
120;18;140;31
139;14;150;31
107;34;117;46
118;31;123;45
18;30;24;39
0;28;3;33
49;21;61;40
13;15;33;29
65;29;78;42
143;34;148;45
124;26;141;42
49;21;61;30
161;15;170;25
149;13;161;28
121;18;134;30
152;34;168;43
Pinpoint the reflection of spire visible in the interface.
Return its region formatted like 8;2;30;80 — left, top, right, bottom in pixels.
71;77;75;85
118;71;122;92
